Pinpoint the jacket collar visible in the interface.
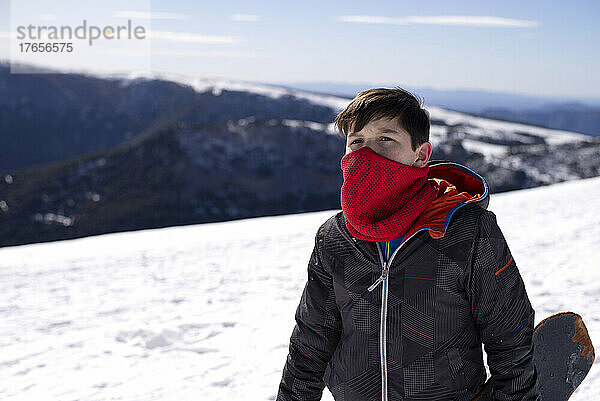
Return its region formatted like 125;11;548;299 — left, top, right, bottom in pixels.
415;160;489;238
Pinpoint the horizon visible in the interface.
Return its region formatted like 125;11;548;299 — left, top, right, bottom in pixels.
2;59;600;108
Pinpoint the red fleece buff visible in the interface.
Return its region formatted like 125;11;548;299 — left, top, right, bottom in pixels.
340;146;439;242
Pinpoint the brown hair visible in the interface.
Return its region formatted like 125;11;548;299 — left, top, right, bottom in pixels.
334;87;430;151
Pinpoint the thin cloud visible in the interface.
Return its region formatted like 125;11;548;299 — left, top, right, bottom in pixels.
114;11;188;20
148;31;241;44
39;14;57;21
151;49;269;58
229;14;260;22
335;15;539;28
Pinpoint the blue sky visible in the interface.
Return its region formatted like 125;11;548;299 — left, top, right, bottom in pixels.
0;0;598;99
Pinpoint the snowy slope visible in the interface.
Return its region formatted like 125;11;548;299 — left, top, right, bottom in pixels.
1;176;599;401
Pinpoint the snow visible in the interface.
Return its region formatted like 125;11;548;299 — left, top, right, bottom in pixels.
460;138;509;161
426;105;591;145
281;119;339;135
104;70;352;111
1;176;599;401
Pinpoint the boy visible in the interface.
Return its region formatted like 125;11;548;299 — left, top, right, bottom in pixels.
276;88;540;401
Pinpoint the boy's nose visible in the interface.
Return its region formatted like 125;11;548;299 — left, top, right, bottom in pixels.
356;143;379;154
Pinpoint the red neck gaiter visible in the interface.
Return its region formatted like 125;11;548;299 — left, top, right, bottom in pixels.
340;146;439;241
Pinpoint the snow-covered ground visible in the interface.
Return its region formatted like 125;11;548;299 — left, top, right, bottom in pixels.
1;176;599;401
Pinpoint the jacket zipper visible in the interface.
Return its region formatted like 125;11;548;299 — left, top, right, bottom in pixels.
367;234;418;401
337;216;423;401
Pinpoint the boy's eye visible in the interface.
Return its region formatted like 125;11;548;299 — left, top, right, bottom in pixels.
349;137;392;145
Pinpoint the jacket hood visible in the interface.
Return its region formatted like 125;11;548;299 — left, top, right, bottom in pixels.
400;160;489;241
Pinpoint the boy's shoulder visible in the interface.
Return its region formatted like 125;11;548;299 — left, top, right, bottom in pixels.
439;202;489;243
449;201;489;225
441;202;516;254
316;211;342;240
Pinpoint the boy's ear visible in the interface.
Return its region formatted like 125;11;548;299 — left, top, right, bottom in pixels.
414;142;432;167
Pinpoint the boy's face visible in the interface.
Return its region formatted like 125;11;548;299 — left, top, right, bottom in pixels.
344;116;431;167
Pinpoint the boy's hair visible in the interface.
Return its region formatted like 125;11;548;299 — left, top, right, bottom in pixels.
334;87;430;151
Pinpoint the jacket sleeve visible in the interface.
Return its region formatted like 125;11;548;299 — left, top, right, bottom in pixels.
276;223;343;401
467;210;541;401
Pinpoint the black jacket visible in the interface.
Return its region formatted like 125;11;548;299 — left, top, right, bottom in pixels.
277;161;540;401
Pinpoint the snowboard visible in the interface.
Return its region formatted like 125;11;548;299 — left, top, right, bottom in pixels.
472;311;595;401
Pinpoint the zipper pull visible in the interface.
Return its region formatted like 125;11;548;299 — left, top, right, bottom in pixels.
367;275;383;292
367;262;388;292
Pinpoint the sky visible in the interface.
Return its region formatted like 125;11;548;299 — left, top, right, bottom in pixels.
0;0;599;99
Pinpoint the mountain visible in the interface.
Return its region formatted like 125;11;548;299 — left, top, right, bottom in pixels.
477;103;600;137
1;70;599;247
3;68;599;174
279;81;600;136
1;175;599;400
278;81;600;111
0;63;199;173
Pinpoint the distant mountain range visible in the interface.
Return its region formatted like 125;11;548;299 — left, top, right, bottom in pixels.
476;104;600;138
279;81;600;137
1;65;599;247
